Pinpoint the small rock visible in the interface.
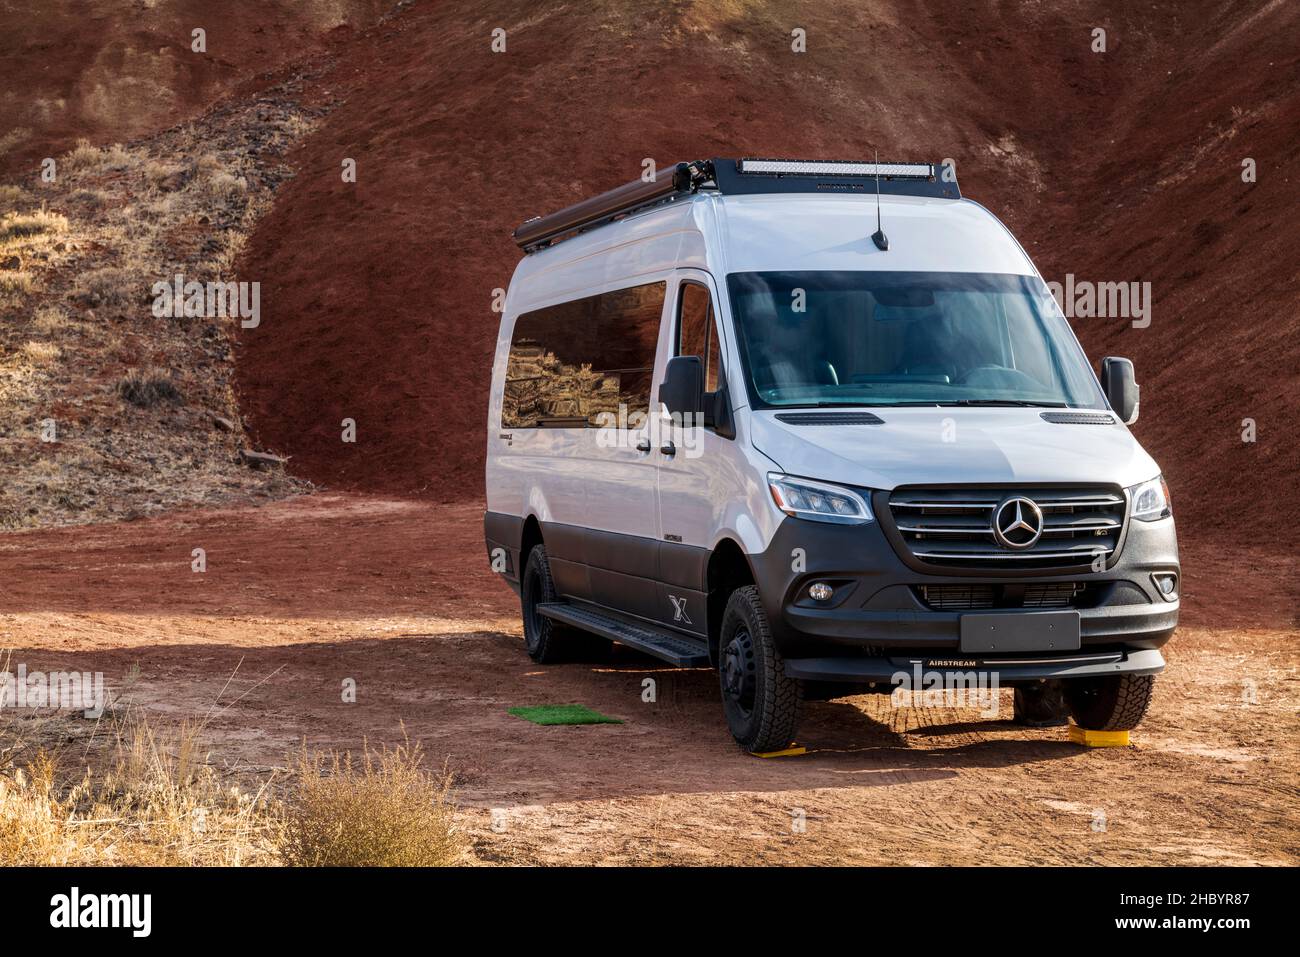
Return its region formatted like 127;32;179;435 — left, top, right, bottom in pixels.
239;448;287;469
210;412;237;432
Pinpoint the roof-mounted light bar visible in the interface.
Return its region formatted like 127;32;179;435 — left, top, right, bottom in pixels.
737;158;935;179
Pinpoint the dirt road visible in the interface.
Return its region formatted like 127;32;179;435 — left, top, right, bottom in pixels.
1;494;1295;865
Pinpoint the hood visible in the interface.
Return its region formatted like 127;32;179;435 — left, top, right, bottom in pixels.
749;407;1160;490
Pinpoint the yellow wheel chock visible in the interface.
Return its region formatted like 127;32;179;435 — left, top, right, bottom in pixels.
1068;722;1131;747
750;746;808;758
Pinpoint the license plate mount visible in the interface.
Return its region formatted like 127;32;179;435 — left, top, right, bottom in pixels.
959;610;1082;654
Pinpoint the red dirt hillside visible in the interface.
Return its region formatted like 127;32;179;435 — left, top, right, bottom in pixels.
234;0;1299;546
0;0;388;179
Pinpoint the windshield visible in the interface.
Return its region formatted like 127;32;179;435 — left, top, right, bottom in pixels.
726;271;1105;409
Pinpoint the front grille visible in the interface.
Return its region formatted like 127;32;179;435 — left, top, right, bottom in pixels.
917;583;996;610
1022;582;1082;607
889;486;1127;569
917;582;1086;610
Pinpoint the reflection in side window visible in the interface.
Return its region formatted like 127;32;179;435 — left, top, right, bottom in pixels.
503;281;665;428
677;282;722;392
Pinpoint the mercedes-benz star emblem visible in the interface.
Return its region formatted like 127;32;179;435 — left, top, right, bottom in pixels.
992;496;1044;549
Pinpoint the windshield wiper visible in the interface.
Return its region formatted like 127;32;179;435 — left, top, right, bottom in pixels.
939;399;1069;408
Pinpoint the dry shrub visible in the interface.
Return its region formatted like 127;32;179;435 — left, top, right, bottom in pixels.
193;152;223;176
0;272;35;294
0;719;278;866
0;185;28;207
118;368;182;407
68;188;109;208
72;265;136;308
2;710;465;867
0;209;69;244
20;341;60;365
32;306;69;334
200;171;248;202
279;737;463;867
143;160;183;188
62;139;134;174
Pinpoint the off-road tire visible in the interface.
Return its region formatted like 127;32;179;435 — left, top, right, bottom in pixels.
520;545;584;663
718;586;803;753
1013;681;1070;727
1064;673;1156;731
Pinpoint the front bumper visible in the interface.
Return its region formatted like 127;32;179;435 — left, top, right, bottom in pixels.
784;647;1165;684
749;508;1179;679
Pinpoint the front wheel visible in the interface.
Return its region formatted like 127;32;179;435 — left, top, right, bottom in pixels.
1065;673;1156;731
718;586;802;753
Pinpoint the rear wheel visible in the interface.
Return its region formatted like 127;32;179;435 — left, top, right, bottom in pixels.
718;586;802;753
520;545;581;663
1065;674;1155;731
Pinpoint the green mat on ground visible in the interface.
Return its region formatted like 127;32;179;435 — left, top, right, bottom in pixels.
508;704;623;726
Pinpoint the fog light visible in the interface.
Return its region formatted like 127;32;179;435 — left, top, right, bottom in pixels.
808;582;834;602
1152;572;1179;601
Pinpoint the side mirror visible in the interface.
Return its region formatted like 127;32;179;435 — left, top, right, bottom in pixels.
1100;356;1139;425
659;355;703;417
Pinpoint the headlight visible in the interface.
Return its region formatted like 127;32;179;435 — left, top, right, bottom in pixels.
1129;475;1172;521
767;473;873;525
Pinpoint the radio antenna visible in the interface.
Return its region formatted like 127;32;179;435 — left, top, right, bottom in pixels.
871;148;889;251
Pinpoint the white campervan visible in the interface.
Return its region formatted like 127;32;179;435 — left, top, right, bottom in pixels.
485;158;1178;753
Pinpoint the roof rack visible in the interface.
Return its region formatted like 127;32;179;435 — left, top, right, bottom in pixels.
513;157;960;252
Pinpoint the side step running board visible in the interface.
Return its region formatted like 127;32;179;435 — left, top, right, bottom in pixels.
537;603;710;667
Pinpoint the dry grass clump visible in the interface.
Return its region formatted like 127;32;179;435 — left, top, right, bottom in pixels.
279;737;463;867
31;306;69;334
118;368;182;407
1;709;464;867
19;341;60;365
71;265;140;308
0;719;278;866
0;272;35;294
199;170;249;202
0;209;68;243
61;139;134;174
0;184;29;207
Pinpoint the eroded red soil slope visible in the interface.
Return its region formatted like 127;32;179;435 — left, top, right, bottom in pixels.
0;0;388;178
229;1;1299;546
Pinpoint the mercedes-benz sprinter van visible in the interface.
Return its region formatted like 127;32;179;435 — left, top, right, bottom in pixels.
485;158;1178;753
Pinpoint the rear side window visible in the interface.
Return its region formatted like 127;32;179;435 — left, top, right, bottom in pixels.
502;281;665;428
677;281;722;392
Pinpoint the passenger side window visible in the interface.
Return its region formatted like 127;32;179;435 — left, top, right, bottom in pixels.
503;281;666;429
676;281;722;392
